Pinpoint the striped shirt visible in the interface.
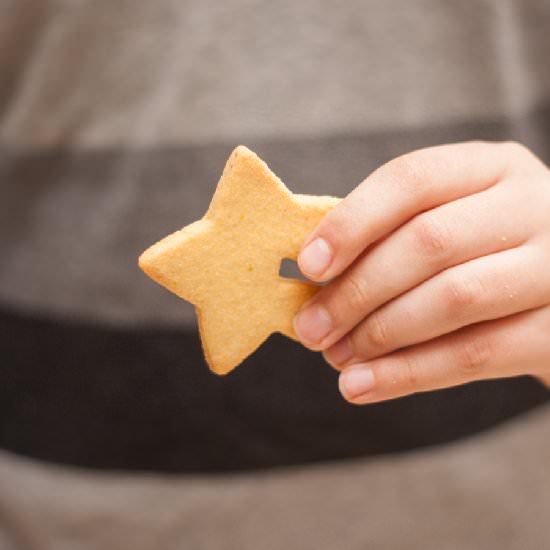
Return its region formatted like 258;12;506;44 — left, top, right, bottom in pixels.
1;1;549;547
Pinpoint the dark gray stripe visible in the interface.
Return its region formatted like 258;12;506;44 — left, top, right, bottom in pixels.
0;305;547;472
1;103;550;326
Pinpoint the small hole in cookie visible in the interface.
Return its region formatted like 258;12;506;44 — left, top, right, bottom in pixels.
279;259;323;285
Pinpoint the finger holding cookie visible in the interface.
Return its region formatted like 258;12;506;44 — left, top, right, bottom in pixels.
293;141;550;403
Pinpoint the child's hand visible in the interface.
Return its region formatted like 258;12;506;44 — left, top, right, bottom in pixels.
292;142;550;404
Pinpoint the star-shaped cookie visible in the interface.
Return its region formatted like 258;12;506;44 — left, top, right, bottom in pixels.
139;146;341;374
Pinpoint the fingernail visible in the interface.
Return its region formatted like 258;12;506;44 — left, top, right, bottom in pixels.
299;238;332;277
325;337;353;366
339;365;375;400
293;304;332;345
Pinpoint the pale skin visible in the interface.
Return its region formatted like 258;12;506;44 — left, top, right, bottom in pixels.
292;141;550;404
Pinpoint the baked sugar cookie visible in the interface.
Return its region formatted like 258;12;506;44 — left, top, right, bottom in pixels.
139;146;340;374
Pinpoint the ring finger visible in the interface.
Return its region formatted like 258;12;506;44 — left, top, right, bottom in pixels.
338;305;550;404
325;243;550;368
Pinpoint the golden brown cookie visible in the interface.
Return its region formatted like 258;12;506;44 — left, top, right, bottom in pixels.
139;146;340;374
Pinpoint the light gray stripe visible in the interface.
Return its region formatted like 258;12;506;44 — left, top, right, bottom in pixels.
1;404;549;549
1;0;550;149
1;107;550;327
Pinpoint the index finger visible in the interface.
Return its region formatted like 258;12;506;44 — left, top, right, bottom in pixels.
297;141;520;282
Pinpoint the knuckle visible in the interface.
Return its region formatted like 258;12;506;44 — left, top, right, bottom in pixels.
499;141;546;175
401;354;419;391
384;153;426;194
321;212;349;245
454;336;493;375
411;214;453;259
341;273;370;314
442;273;486;312
500;140;529;159
315;209;361;268
364;312;391;350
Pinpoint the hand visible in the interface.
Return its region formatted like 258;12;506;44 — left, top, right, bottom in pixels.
292;141;550;404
